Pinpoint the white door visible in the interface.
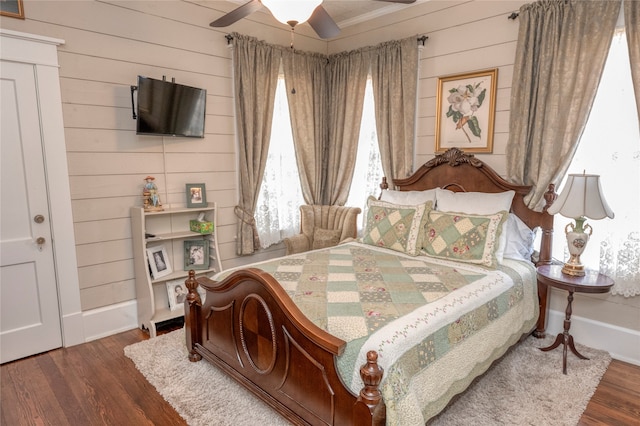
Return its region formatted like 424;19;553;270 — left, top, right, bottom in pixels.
1;60;62;363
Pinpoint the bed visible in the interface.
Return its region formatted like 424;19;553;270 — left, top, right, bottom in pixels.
183;148;557;425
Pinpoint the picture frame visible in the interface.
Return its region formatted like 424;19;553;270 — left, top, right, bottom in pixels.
166;279;188;311
146;245;172;279
166;278;206;310
435;68;498;153
1;0;24;19
186;183;207;208
184;239;210;270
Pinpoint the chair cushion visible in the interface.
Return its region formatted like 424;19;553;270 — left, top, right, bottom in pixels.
312;228;342;250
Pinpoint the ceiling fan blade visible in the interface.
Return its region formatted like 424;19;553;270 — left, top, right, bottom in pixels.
307;5;340;39
210;0;263;27
375;0;417;3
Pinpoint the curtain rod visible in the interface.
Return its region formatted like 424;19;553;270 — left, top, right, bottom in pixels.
225;34;428;45
508;12;519;19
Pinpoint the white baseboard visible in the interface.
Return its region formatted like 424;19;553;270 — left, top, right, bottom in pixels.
547;309;640;366
81;300;139;342
61;310;85;347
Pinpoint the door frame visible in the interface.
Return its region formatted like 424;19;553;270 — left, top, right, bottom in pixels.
1;29;84;347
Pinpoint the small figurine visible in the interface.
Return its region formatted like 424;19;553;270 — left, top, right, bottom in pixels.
143;176;163;211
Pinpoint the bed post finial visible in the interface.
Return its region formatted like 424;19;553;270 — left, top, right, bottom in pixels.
380;177;388;191
354;351;385;424
543;183;557;212
185;270;202;362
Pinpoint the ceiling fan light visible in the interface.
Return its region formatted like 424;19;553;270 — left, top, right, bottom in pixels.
262;0;322;26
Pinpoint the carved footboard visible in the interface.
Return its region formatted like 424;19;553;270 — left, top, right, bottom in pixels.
184;269;385;426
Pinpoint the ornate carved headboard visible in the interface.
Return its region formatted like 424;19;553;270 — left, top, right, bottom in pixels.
381;148;556;265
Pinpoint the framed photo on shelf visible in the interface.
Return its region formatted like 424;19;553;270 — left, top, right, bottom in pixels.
184;239;209;270
166;278;207;310
1;0;24;19
146;245;172;279
166;279;188;311
186;183;207;208
435;68;498;153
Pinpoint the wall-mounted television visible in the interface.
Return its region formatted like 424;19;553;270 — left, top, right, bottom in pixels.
134;76;206;138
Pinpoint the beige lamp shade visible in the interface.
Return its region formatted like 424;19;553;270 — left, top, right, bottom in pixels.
262;0;322;25
547;174;615;220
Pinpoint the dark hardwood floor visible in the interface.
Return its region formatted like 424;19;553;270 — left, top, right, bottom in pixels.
2;324;639;425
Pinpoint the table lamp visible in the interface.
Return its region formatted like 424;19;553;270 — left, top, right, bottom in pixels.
547;173;614;276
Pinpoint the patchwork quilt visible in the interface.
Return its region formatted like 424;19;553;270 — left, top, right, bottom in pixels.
214;242;538;425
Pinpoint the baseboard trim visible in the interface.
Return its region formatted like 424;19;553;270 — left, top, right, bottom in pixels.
547;309;640;366
81;300;138;342
61;311;85;347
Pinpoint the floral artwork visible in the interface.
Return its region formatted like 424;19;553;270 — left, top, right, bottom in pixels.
446;82;487;143
435;69;498;153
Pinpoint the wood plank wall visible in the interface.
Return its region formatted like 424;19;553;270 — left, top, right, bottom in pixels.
0;0;523;315
3;1;635;347
328;0;523;174
0;0;323;312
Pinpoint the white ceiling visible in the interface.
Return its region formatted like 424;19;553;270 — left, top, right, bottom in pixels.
321;0;422;27
224;0;425;29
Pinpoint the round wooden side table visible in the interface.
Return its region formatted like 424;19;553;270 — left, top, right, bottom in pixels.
536;264;614;374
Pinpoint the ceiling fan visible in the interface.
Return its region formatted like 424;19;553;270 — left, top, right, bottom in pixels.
209;0;417;39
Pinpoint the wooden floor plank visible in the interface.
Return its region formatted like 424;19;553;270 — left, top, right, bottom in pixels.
2;327;639;425
2;355;69;425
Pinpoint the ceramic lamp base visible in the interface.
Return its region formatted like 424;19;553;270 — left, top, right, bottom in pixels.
562;255;585;276
562;221;592;277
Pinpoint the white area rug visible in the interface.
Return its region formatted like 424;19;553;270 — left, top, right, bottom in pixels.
124;329;611;426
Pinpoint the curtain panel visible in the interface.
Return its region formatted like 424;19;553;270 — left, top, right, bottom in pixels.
625;0;640;123
283;50;329;205
506;0;621;209
324;49;371;205
231;33;281;255
370;37;419;181
231;34;420;252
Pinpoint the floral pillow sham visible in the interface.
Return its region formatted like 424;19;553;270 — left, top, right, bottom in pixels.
361;197;432;256
422;209;508;268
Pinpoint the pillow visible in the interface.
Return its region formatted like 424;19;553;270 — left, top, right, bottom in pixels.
380;188;438;206
361;197;432;256
435;188;515;263
503;213;536;262
422;209;508;268
312;228;341;250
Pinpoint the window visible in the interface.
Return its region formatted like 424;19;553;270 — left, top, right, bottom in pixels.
554;29;640;296
346;78;384;231
255;77;304;249
257;76;383;247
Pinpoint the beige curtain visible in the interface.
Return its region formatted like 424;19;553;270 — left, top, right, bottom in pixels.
625;0;640;122
370;37;419;181
231;33;281;255
324;49;371;205
282;50;328;204
506;0;621;209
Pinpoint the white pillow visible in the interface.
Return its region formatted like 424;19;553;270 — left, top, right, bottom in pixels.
435;188;515;263
503;213;536;262
380;189;438;206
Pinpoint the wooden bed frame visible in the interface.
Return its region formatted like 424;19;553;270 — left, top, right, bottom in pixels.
184;148;556;426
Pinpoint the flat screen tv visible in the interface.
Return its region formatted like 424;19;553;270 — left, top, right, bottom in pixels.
135;76;206;138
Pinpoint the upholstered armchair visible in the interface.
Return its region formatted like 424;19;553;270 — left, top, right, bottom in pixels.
283;205;362;255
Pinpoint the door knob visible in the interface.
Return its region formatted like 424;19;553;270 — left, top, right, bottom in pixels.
34;215;45;223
